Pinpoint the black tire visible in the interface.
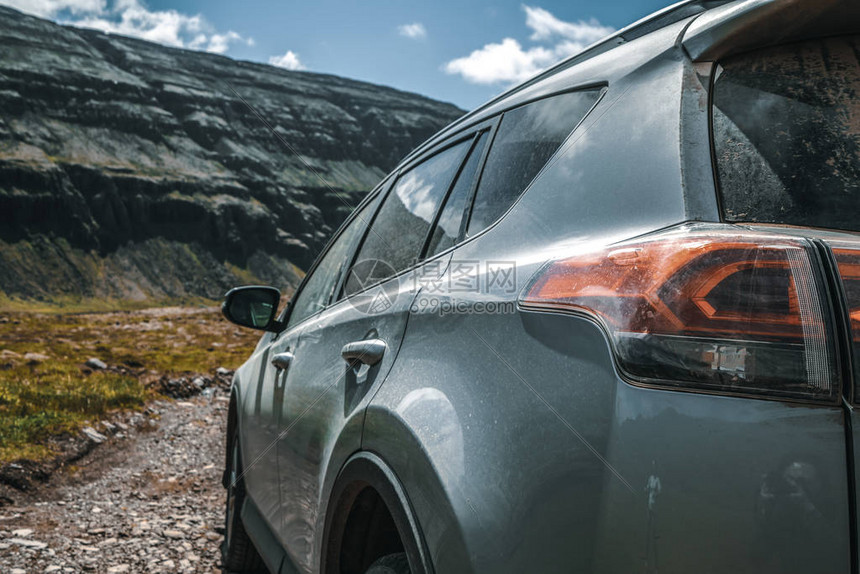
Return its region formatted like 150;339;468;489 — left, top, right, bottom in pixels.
222;435;266;573
365;553;411;574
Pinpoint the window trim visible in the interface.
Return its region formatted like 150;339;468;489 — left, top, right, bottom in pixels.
277;176;391;333
461;85;608;239
459;118;502;242
705;60;724;223
300;84;609;312
319;189;386;311
419;119;499;260
401;82;608;177
335;118;499;303
418;131;485;260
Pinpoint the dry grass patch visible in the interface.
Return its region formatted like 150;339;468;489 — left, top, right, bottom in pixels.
0;306;259;463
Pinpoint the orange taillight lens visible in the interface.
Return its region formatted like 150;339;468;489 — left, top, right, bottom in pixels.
521;227;837;400
831;247;860;343
829;246;860;399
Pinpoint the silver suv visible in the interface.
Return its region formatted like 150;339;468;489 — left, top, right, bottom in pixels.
221;1;860;572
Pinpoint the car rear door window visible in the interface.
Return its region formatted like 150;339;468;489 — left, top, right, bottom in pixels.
287;194;379;328
466;89;601;236
712;35;860;230
344;139;471;294
426;131;489;257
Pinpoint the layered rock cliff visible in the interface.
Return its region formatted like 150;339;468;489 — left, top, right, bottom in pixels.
0;6;464;303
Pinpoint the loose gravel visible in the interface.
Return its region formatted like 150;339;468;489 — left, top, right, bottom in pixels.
0;391;232;573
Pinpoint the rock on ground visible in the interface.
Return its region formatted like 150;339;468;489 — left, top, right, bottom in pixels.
0;391;232;573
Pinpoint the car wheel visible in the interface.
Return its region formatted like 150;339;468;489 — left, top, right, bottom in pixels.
222;435;265;572
365;553;411;574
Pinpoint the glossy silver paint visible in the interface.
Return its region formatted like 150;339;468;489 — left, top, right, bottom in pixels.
227;1;859;572
281;281;417;566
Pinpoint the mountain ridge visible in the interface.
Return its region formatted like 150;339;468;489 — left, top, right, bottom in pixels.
0;5;464;304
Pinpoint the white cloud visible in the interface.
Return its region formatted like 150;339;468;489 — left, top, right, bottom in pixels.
444;38;555;85
398;22;426;40
72;2;203;48
444;5;613;85
269;50;305;71
188;33;207;50
0;0;105;18
0;0;252;54
206;30;242;54
524;6;613;44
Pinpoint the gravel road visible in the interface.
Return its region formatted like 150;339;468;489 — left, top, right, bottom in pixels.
0;391;231;573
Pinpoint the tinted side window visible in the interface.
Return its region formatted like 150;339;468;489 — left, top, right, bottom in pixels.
427;131;489;257
287;195;379;328
466;90;601;235
345;140;471;294
713;36;860;230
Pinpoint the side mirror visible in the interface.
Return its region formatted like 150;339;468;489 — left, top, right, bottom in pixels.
222;286;285;332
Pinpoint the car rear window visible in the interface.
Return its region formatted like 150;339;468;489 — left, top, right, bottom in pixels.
712;35;860;230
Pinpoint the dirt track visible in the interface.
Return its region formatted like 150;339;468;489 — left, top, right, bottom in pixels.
0;391;230;573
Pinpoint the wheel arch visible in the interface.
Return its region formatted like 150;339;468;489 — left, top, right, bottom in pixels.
360;398;475;573
320;451;435;574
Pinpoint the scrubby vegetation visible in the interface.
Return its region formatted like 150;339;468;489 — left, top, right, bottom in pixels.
0;305;259;462
0;364;144;461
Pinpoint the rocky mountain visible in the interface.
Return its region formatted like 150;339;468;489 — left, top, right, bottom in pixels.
0;6;464;304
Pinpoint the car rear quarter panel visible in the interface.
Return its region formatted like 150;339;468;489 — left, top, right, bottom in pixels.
363;309;620;572
365;304;850;573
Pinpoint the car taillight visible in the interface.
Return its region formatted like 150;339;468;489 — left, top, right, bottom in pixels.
520;226;838;400
828;245;860;386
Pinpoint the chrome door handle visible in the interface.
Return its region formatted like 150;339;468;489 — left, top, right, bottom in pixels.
271;352;294;370
341;339;386;366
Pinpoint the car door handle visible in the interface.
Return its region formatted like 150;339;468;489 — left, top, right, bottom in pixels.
341;339;386;366
271;351;294;370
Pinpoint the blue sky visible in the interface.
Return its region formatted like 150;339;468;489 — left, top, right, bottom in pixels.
4;0;672;109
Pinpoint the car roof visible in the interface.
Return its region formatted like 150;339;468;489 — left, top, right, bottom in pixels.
399;0;857;167
399;0;734;166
